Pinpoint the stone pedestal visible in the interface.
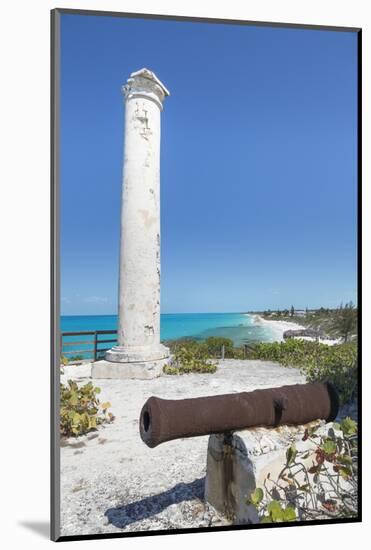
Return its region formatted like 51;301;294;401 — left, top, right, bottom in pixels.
92;68;170;380
91;358;169;380
204;423;326;524
205;432;260;524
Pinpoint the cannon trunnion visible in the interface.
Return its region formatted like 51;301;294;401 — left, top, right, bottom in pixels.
139;382;339;448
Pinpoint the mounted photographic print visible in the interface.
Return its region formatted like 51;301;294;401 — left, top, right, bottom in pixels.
51;8;361;542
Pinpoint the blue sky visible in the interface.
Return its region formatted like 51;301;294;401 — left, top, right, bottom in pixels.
60;14;358;315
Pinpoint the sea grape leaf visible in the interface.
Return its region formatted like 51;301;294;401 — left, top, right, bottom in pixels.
286;444;297;465
250;487;264;506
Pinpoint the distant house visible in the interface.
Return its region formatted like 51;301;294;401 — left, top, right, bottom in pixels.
295;310;307;317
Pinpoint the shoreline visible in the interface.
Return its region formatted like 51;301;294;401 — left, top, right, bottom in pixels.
249;314;341;346
250;314;305;342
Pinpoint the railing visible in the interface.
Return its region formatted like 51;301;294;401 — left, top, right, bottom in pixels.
61;334;256;363
221;344;256;359
61;330;118;362
243;344;256;357
208;344;256;359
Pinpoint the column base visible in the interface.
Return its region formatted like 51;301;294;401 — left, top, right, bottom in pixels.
104;343;169;363
91;357;169;380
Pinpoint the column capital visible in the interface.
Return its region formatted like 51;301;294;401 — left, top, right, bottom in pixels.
122;68;170;109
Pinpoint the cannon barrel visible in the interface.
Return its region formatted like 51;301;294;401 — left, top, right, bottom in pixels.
139;382;339;448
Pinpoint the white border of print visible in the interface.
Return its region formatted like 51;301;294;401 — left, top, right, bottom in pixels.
1;0;369;548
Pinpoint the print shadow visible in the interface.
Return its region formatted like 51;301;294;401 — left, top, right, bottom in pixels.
105;477;205;529
18;521;50;539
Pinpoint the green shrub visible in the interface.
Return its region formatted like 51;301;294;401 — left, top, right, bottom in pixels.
251;341;284;362
60;380;114;437
61;355;69;366
203;337;234;358
164;340;217;375
301;343;357;405
250;338;325;365
166;337;247;360
231;347;246;359
163;365;181;375
163;362;217;375
68;355;84;363
251;340;357;405
165;337;197;352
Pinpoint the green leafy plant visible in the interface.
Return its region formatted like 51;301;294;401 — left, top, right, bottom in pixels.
203;337;234;358
247;418;358;523
68;355;84;363
300;343;357;405
163;340;217;375
60;380;114;437
166;337;250;361
231;346;246;359
260;500;296;523
250;340;357;404
61;355;69;366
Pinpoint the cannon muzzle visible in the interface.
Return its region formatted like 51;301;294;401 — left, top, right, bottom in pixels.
139;382;339;448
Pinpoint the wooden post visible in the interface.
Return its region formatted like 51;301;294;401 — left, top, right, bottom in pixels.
244;344;247;358
221;345;225;360
93;331;98;361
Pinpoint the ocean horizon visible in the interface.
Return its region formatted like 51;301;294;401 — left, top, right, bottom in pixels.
60;312;277;359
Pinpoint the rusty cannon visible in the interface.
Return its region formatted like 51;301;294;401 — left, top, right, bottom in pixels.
139;382;339;448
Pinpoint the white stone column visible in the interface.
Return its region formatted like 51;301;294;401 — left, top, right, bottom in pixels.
93;68;170;379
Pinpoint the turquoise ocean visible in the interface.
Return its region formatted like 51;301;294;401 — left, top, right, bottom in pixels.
60;312;276;359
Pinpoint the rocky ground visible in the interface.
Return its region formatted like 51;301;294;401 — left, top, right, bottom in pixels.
59;360;355;537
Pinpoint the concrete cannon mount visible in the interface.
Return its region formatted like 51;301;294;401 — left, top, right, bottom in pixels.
205;424;320;524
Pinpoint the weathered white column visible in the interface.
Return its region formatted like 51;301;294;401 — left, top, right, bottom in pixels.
93;68;170;379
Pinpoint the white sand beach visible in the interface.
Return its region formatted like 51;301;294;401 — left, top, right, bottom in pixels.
293;335;342;346
250;315;341;345
250;314;305;342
